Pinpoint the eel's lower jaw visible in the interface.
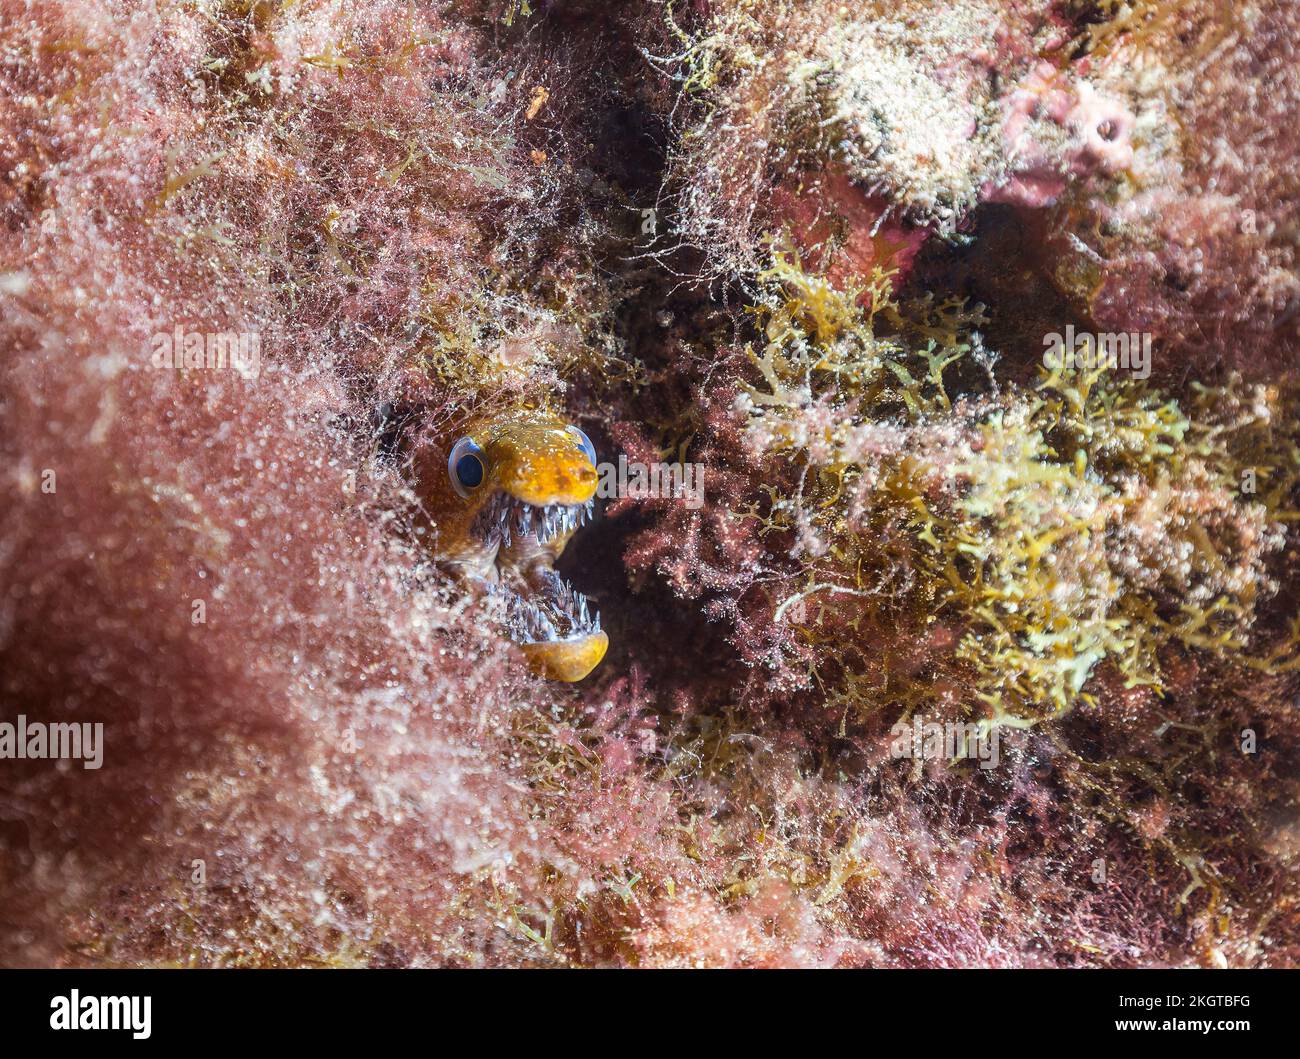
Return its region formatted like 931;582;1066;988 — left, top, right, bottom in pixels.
484;574;607;682
519;631;609;682
488;569;601;640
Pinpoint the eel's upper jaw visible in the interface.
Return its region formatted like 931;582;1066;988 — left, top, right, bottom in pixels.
472;490;596;549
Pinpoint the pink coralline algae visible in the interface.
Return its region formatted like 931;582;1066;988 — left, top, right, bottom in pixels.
987;61;1138;208
1;0;1298;969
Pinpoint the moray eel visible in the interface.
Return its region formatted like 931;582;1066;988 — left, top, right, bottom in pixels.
417;407;608;682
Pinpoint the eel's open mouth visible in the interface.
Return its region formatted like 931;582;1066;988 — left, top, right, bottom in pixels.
470;491;607;681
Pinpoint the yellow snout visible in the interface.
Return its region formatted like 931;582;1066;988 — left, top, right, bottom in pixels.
485;425;598;508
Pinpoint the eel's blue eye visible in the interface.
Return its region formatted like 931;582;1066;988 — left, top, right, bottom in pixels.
568;426;597;468
448;437;486;499
456;453;483;488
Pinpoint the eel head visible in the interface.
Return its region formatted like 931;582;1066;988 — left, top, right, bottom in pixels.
434;409;607;682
